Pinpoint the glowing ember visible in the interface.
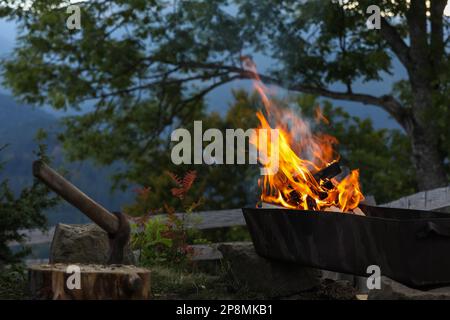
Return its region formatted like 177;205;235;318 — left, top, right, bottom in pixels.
245;59;364;213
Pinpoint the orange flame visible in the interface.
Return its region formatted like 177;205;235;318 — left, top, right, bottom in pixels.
244;59;364;213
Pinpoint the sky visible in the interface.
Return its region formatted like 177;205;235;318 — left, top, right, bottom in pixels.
0;6;412;130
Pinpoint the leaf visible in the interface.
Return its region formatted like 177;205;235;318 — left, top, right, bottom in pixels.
182;170;197;192
165;171;182;187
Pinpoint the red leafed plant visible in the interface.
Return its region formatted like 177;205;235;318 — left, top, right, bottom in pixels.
129;170;205;268
166;170;197;200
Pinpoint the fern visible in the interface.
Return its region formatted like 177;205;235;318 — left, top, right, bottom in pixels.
167;170;197;200
182;170;196;191
165;171;183;187
130;170;201;269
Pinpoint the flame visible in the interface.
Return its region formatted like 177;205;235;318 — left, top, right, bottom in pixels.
245;59;364;213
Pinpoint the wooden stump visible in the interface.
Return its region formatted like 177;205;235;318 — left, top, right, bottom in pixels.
28;264;151;300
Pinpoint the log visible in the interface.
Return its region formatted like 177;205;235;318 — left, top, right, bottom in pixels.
33;161;119;234
29;264;150;300
313;161;341;182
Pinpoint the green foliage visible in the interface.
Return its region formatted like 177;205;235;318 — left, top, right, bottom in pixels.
130;171;206;268
84;91;260;212
131;217;174;265
0;144;59;266
1;0;447;204
0;95;135;226
0;264;28;299
4;0;440;111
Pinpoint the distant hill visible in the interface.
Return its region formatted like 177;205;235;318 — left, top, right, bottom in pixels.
0;94;135;226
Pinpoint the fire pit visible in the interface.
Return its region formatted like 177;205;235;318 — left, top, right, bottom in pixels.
239;68;450;289
243;204;450;288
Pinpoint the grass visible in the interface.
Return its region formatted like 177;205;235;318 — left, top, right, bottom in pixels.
0;263;261;300
149;264;356;300
150;262;265;300
0;263;356;300
151;265;224;299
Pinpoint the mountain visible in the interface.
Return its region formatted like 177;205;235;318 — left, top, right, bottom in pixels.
0;94;135;226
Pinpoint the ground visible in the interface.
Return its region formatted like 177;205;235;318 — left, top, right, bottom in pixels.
0;263;357;300
150;264;357;300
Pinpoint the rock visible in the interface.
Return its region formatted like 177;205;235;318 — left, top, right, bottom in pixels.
318;279;357;300
321;270;369;293
368;276;450;300
283;279;357;300
50;223;135;265
218;242;321;297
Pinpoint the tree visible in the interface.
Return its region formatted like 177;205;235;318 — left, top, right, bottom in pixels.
63;90;416;211
1;0;448;191
0;145;58;266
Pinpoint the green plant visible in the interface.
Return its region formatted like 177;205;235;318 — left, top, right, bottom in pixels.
0;144;59;266
0;264;28;299
131;217;173;265
129;171;204;268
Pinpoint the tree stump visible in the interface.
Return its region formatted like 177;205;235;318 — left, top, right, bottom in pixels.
28;264;151;300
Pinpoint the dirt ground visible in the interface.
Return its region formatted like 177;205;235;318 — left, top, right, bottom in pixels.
0;264;357;300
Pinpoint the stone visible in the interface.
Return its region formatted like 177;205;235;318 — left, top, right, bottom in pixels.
217;242;321;297
321;270;369;293
283;279;357;300
368;276;450;300
50;223;135;265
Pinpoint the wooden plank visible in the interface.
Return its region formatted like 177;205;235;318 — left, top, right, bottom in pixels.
16;209;246;246
382;186;450;211
151;209;245;230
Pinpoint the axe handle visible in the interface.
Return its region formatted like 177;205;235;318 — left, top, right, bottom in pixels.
33;160;119;234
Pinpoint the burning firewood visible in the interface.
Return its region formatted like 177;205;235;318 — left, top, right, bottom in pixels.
324;206;341;213
331;206;365;215
263;201;365;216
324;206;365;215
352;207;365;216
260;202;288;209
313;161;341;184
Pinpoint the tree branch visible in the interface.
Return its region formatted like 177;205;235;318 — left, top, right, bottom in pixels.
84;58;412;130
163;60;409;129
270;78;410;130
380;17;412;70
